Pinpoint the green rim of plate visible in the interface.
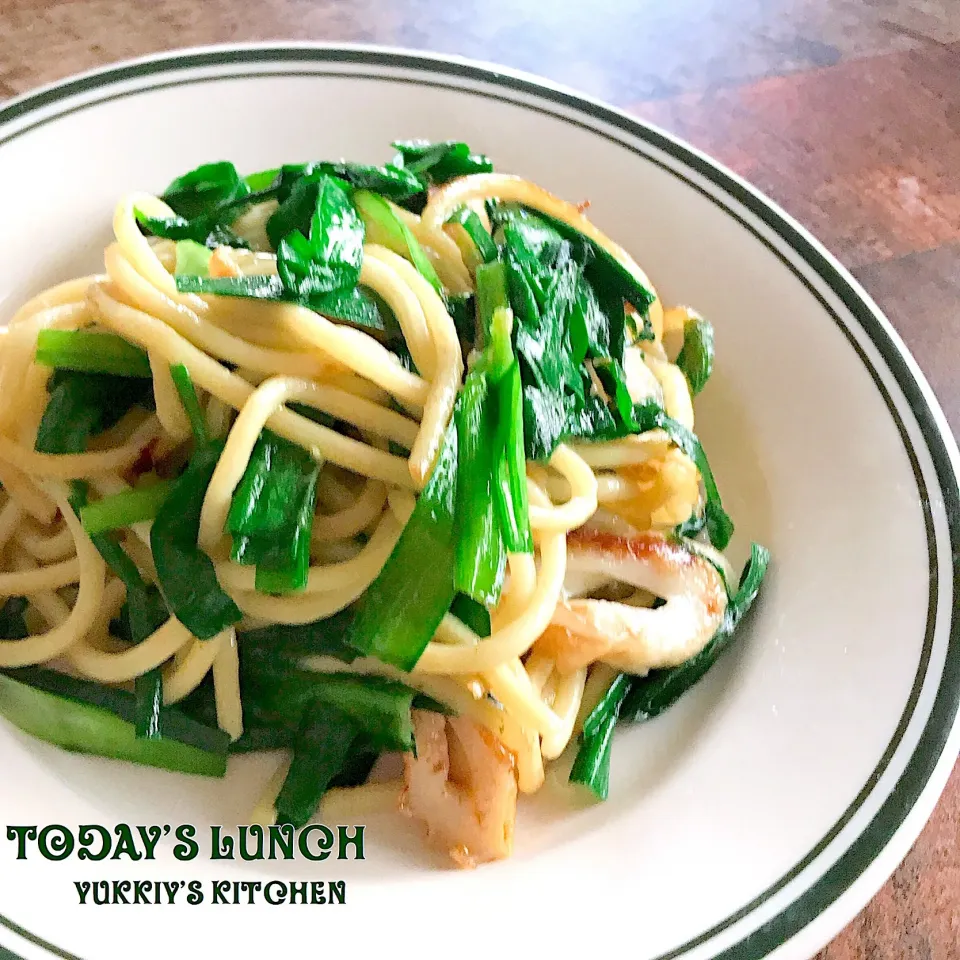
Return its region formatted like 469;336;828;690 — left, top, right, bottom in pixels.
0;45;956;960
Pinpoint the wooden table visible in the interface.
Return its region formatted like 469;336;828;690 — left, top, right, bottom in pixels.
2;1;958;956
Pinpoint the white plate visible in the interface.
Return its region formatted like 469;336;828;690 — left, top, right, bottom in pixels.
0;44;957;960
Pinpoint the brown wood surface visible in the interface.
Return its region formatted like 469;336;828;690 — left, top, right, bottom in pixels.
1;1;959;956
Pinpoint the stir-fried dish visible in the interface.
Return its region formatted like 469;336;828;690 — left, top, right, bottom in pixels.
0;139;769;867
